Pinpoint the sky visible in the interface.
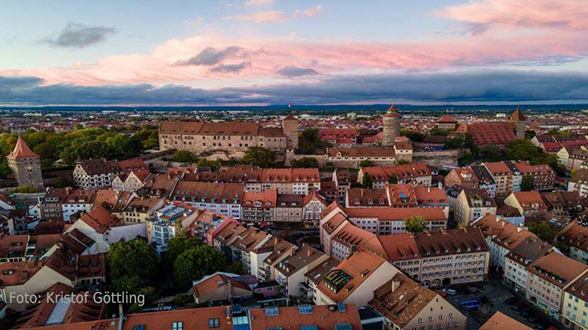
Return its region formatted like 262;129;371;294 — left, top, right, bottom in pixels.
2;0;588;106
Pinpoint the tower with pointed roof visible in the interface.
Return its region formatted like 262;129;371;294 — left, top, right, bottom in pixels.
282;113;299;150
7;137;44;189
509;107;527;140
382;104;401;147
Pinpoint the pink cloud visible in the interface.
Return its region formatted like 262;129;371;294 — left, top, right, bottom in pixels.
230;10;287;23
295;5;323;18
438;0;588;31
2;0;588;87
245;0;275;5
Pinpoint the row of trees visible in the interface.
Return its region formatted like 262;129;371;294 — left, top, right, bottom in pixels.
0;126;159;179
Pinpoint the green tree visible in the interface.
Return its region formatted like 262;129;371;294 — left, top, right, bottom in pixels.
291;157;319;168
173;245;228;288
405;216;427;233
196;158;220;170
388;174;398;184
359;159;374;168
297;129;331;155
54;175;74;188
400;129;425;142
165;234;202;267
11;186;39;194
396;159;409;165
527;220;559;243
172;150;196;163
33;142;57;169
107;238;159;293
242;147;276;168
362;173;373;188
521;174;535;191
479;145;504;162
428;128;451;136
505;139;541;161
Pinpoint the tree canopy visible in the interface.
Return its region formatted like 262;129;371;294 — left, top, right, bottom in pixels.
173;245;228;288
297;129;331;155
527;220;559;243
291;157;319;168
172;150;196;163
521;174;535;191
242;147;276;168
405;216;427;233
107;238;160;293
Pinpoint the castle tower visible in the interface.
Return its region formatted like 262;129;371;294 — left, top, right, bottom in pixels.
7;137;44;189
282;113;299;150
509;107;527;140
382;104;401;146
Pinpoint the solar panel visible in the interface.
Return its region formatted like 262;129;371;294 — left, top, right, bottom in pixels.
334;323;353;330
301;326;318;330
298;305;313;314
265;306;279;316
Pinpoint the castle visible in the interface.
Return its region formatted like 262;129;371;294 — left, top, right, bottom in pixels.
7;137;44;189
159;115;300;155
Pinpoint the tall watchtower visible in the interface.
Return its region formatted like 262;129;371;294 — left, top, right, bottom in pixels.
7;137;44;189
382;104;401;146
282;114;300;150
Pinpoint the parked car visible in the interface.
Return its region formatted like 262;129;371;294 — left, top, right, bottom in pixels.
443;288;457;295
528;314;540;323
520;309;531;318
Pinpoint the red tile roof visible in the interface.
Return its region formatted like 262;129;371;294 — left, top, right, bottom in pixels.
8;137;38;159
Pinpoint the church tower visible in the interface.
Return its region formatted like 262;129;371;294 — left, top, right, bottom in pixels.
282;113;299;150
382;104;401;147
509;107;527;140
7;137;44;189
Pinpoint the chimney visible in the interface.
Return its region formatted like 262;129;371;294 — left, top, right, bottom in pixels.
290;246;296;256
307;249;313;257
391;280;401;292
428;187;431;193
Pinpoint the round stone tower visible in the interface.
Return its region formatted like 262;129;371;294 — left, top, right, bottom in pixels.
382;104;401;147
282;113;299;150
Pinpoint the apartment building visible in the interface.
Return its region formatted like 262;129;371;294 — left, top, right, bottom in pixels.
242;190;277;223
370;273;467;330
453;187;497;226
527;251;588;317
569;169;588;198
274;194;304;223
315;250;401;306
559;221;588;264
504;236;553;294
504;191;549;216
274;244;328;297
359;163;432;189
513;161;556;190
563;272;588;330
472;214;536;271
169;181;244;219
483;161;518;197
260;168;320;195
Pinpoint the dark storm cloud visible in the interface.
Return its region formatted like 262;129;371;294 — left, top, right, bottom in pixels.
42;23;116;48
277;66;318;77
2;70;588;105
175;46;245;66
210;61;251;73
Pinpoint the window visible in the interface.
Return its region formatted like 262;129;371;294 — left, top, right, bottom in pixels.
209;318;220;328
172;322;183;330
134;326;146;330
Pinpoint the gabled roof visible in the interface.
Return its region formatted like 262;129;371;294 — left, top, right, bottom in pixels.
480;312;532;330
369;273;438;327
8;137;38;159
510;107;526;122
